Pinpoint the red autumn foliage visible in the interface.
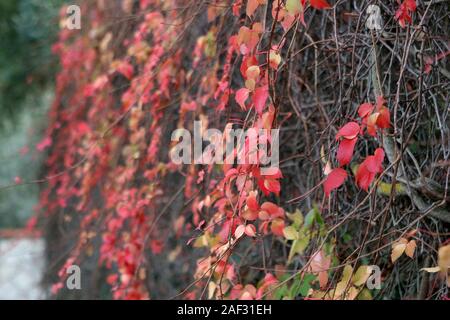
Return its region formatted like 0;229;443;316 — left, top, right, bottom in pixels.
323;168;348;196
336;137;358;166
31;0;446;301
395;0;417;28
310;0;332;10
355;148;385;191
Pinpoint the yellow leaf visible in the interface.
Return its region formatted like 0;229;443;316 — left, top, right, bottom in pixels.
438;244;450;274
340;265;354;284
208;281;216;299
347;286;359;300
405;240;417;258
333;280;348;298
246;65;260;80
352;265;371;286
286;208;303;226
420;266;441;273
283;225;298;240
193;234;208;248
391;238;408;263
269;50;281;69
420;244;450;287
285;0;303;15
310;290;329;300
245;79;255;91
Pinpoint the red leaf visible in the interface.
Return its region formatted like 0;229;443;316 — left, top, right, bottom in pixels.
252;86;268;115
246;191;259;211
405;0;417;11
116;61;134;80
375;96;386;110
376;107;390;129
236;88;250;110
260;202;284;218
336;137;357;166
309;0;331;9
150;239;163;254
336;121;360;140
323;168;347;196
76;122;91;135
259;166;283;179
36;136;52;151
244;224;257;237
263;178;281;195
240;55;258;78
355;163;374;191
181;101;197;112
242;209;258;221
355;148;385;191
270;218;285;237
365;148;384;173
374;148;385;167
395;0;416;28
374;96;390;129
358;102;374;118
366;113;379;137
246;0;258;17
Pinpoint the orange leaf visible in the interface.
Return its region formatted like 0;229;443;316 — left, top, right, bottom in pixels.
309;250;331;288
391;238;408;263
270;218;285;236
246;0;259;17
405;240;416;258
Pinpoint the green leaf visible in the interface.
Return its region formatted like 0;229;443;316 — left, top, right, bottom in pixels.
283;225;298;240
274;284;289;300
313;205;324;225
299;274;316;297
357;288;373;300
285;0;304;15
287;233;310;264
304;206;324;228
286;208;304;227
304;209;316;227
342;233;352;243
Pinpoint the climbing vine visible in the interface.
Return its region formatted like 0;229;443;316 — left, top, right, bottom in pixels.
33;0;449;300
